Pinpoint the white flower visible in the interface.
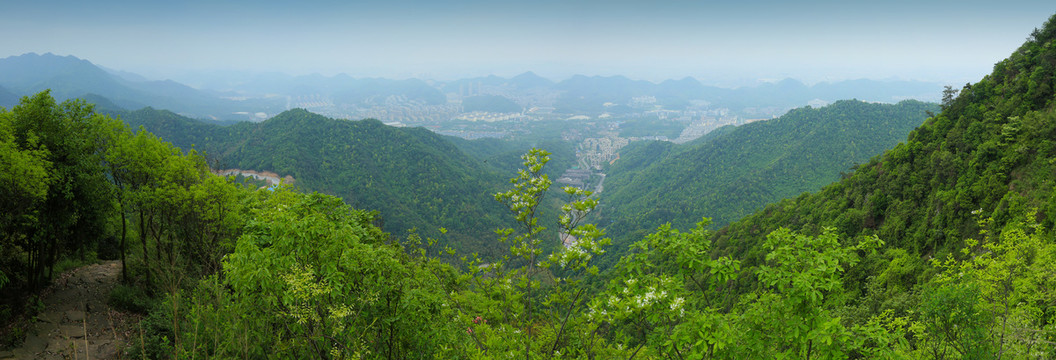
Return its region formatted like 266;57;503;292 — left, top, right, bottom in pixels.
670;297;684;311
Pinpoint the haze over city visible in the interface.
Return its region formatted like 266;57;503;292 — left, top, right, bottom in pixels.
3;0;1053;86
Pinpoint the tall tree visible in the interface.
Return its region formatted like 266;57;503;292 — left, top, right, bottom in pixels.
3;91;113;289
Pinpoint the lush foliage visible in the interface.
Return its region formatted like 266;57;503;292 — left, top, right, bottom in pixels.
0;91;253;347
0;91;119;291
705;12;1056;358
911;211;1056;358
712;15;1056;269
447;135;576;180
164;189;463;358
120;107;516;259
601;99;938;262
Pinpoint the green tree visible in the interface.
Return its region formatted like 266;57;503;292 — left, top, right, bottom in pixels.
737;228;881;359
587;218;741;358
0;105;52;289
175;189;460;358
493;148;553;359
1;91;113;289
915;210;1056;359
449;148;611;358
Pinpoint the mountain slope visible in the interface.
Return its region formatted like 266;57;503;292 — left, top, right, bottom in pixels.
710;15;1056;269
600;100;938;249
117;108;513;257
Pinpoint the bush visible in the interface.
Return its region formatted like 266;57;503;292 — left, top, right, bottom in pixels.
108;284;154;314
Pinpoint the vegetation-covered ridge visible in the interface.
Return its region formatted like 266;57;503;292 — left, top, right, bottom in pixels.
713;14;1056;263
600;99;937;251
116;107;516;258
705;13;1056;357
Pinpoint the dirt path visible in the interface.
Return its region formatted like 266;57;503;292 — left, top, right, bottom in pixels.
1;261;138;360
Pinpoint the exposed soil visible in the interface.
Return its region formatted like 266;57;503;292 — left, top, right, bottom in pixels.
0;261;139;359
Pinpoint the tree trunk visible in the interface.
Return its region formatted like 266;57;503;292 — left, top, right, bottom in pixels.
120;201;128;283
139;208;151;287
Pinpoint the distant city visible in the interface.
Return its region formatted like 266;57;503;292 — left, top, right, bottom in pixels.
0;53;946;184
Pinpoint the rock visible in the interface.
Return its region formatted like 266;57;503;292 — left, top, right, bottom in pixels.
37;311;62;324
45;339;76;353
60;324;85;339
66;310;85;322
3;261;131;358
92;341;118;359
20;333;48;353
7;349;34;359
45;340;89;360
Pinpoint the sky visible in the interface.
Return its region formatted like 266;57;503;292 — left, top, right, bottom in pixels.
1;0;1054;86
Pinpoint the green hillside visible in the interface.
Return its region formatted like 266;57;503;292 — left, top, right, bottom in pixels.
117;108;514;257
601;99;938;249
446;135;576;179
676;15;1056;357
712;17;1056;266
114;107;255;156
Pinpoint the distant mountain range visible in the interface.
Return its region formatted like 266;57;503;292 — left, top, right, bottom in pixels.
553;75;941;114
0;52;943;120
0;53;286;119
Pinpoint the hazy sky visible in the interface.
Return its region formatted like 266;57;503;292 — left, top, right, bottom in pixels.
2;0;1053;85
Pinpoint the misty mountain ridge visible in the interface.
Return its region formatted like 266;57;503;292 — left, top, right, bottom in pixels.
0;52;287;119
1;52;942;121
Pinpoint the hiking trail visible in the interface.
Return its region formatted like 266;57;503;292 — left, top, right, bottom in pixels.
1;261;138;359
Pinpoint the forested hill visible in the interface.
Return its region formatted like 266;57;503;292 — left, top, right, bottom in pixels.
444;136;577;180
712;16;1056;272
113;107;256;156
116;108;514;257
600;99;937;249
